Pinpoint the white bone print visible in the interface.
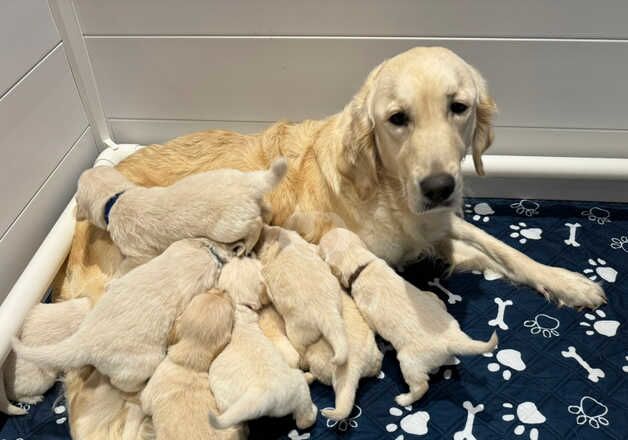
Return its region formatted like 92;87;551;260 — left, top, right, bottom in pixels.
564;223;581;247
488;297;513;330
561;346;605;383
427;278;462;304
453;401;484;440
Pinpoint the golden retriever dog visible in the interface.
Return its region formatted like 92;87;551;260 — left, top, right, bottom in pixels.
257;226;348;365
56;46;605;437
75;158;287;258
208;304;317;430
302;293;382;421
258;305;301;368
320;228;498;406
141;290;245;440
14;238;232;393
218;256;268;310
1;297;90;414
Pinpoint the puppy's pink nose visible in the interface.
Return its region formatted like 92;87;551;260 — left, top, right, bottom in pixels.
420;173;455;204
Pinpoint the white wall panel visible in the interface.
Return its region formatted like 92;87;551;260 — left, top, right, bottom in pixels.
0;45;89;236
0;128;97;301
75;0;628;39
85;38;628;131
0;0;60;96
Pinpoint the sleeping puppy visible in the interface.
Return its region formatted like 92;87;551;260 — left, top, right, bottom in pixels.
13;238;232;393
208;304;317;430
302;293;382;421
141;290;245;440
258;305;300;368
257;226;348;365
1;297;91;415
319;228;498;406
218;256;268;310
75;157;288;258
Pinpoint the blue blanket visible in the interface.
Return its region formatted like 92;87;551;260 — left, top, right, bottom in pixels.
2;198;626;440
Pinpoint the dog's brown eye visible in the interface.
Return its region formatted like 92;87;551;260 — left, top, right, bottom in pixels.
450;102;468;114
388;112;409;126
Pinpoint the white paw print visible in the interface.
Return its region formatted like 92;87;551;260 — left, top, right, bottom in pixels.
524;313;560;338
568;396;609;429
386;405;430;438
623;355;627;373
465;202;494;222
510;199;540;216
288;429;311;440
472;269;503;281
581;207;611;225
610;236;628;252
579;310;620;337
483;348;526;380
502;401;546;440
54;403;67;424
509;222;542;244
583;258;617;283
324;405;361;432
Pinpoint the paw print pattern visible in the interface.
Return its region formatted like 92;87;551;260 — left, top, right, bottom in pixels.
502;401;546;440
54;403;67;425
509;222;542;244
386;405;430;438
568;396;609;429
510;199;540;216
465;202;494;222
324;405;361;432
524;314;560;338
483;349;526;380
623;355;628;373
288;430;311;440
583;258;617;283
581;207;611;225
610;236;628;252
580;310;620;337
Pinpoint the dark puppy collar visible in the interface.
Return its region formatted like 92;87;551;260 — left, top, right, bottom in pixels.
103;191;125;226
346;261;373;296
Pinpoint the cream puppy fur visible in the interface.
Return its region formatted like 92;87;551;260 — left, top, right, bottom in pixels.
141;290;245;440
258;306;301;368
218;256;268;310
1;298;91;415
13;238;231;393
257;226;348;365
75;157;288;258
208;304;317;429
302;293;382;421
319;228;498;406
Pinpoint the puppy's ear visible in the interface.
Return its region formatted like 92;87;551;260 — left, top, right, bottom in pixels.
469;67;497;176
339;62;386;199
74;198;88;221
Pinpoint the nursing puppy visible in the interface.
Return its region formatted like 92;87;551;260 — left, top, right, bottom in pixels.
1;297;91;415
258;306;300;368
257;226;348;364
13;238;231;393
319;228;498;406
208;304;317;430
141;291;245;440
302;293;382;421
75;157;288;258
218;256;268;310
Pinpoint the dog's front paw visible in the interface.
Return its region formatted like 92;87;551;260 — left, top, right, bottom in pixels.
538;267;606;309
18;395;44;405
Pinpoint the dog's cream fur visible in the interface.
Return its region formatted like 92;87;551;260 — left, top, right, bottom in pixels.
208;304;317;429
141;290;245;440
320;228;498;406
218;256;268;310
257;226;348;365
76;158;287;258
1;298;91;415
56;46;606;437
14;238;231;392
258;306;301;368
302;293;382;420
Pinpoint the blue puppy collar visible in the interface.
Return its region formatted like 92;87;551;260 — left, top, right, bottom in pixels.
104;191;124;226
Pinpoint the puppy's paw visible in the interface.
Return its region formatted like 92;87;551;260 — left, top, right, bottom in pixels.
538;267;607;309
295;404;317;429
394;393;416;407
18;395;44;405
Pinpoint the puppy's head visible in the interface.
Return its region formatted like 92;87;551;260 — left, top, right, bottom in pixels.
218;257;266;310
339;46;497;214
319;228;375;287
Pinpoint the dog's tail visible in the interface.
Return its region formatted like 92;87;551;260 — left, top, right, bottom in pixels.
319;316;348;365
208;388;265;429
448;330;498;356
12;335;84;371
258;157;288;193
0;368;26;416
321;362;359;421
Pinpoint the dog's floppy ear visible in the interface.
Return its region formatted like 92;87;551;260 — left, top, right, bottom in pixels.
339;61;386;199
469;67;497;176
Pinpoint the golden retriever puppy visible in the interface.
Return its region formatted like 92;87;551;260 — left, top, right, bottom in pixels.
75;158;287;258
208;304;317;430
319;228;498;406
258;305;300;368
1;298;91;414
141;291;245;440
218;256;268;310
302;293;382;421
257;226;348;365
13;238;231;393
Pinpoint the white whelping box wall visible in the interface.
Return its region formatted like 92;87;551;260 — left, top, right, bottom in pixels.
2;0;628;300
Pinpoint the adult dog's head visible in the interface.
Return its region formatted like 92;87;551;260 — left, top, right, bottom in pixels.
339;47;497;214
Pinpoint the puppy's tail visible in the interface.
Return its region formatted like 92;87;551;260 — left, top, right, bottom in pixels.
448;331;498;356
208;389;265;429
0;369;26;416
319;317;348;366
258;157;288;193
321;363;359;421
12;335;84;370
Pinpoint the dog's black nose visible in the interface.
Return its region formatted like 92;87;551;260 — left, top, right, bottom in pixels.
420;173;455;204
